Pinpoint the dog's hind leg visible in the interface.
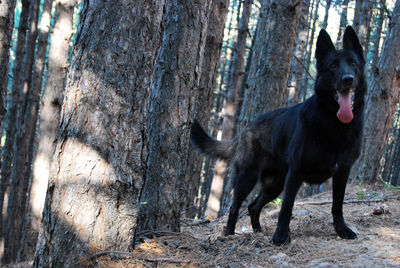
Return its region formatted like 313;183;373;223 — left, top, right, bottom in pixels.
248;178;284;233
225;168;258;236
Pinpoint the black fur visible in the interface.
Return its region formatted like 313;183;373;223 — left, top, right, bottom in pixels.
191;26;366;245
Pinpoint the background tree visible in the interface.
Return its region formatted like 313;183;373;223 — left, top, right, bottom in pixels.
206;0;253;218
188;0;230;218
0;0;17;129
136;0;211;233
351;0;400;184
24;0;75;261
0;0;30;239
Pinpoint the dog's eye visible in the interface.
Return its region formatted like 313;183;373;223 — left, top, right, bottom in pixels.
350;60;357;66
329;63;336;70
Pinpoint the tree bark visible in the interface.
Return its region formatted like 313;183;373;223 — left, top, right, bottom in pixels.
350;0;400;184
336;0;349;46
370;0;386;73
239;0;303;126
136;0;211;234
187;0;229;218
321;0;331;29
352;0;363;34
3;0;42;263
206;0;252;219
288;0;310;105
0;0;30;247
358;0;374;54
16;0;54;261
28;0;75;260
33;1;166;266
0;0;17;128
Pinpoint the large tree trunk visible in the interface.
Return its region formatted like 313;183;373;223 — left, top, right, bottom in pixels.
187;0;229;218
0;0;17;128
350;0;400;184
0;0;30;240
33;1;166;266
136;0;211;234
28;0;75;260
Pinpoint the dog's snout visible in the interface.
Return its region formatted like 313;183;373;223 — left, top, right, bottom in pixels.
342;74;354;86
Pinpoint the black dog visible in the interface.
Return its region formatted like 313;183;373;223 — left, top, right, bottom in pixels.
191;26;366;245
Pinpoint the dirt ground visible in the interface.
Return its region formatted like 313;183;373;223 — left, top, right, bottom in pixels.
94;184;400;268
8;184;399;267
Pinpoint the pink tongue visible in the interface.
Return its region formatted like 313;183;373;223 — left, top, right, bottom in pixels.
336;91;353;123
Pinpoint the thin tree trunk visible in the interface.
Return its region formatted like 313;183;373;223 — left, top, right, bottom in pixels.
358;0;374;54
29;0;75;255
321;0;331;29
0;0;30;250
288;0;310;105
352;0;363;34
3;0;44;263
186;0;229;218
239;0;303;125
370;0;386;73
336;0;349;46
206;0;252;219
351;0;400;184
33;1;166;266
0;0;17;128
299;0;319;101
17;0;54;261
136;0;211;234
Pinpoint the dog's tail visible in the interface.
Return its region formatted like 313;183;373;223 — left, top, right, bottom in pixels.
190;119;236;161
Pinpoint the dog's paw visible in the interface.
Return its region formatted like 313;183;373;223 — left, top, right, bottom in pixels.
335;225;357;239
272;231;290;246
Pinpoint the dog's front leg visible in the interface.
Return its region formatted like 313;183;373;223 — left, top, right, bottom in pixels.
332;166;357;239
272;170;302;245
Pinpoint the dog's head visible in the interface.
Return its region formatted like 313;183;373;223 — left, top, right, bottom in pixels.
314;26;365;124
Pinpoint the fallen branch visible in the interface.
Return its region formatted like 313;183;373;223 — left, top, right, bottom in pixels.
296;198;386;206
90;250;190;264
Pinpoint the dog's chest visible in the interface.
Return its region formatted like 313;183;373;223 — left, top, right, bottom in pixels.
299;141;342;183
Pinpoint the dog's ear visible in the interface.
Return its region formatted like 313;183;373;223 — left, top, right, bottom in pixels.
343;26;365;64
316;29;335;65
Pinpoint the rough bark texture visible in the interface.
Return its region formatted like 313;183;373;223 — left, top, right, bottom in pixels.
351;0;400;184
187;0;229;218
3;0;41;263
0;0;30;245
206;0;252;219
28;0;75;260
289;0;310;105
136;0;211;233
358;0;374;56
0;0;17;126
33;1;166;266
238;0;302;126
16;0;54;261
336;0;349;45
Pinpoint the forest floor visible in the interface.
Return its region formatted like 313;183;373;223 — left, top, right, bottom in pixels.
8;183;400;268
96;183;400;268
